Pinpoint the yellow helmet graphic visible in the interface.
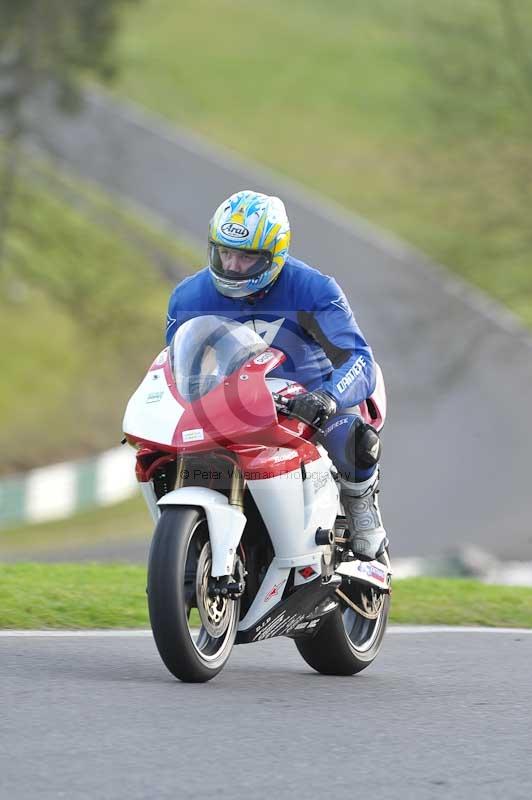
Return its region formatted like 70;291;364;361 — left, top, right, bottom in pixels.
208;190;291;298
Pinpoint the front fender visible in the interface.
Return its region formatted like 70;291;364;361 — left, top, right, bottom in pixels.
158;487;246;578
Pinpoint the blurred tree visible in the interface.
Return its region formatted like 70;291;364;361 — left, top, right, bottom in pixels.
0;0;139;267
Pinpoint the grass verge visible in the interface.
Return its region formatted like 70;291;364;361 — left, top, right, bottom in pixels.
0;496;151;559
389;578;532;628
1;166;200;475
1;566;530;629
115;0;532;325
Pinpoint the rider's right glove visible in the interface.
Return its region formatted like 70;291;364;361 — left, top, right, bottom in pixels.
288;390;337;428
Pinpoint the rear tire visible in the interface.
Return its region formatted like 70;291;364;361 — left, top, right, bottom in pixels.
295;586;389;676
148;506;239;683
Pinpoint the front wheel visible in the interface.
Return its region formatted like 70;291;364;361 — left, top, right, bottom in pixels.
295;582;390;676
147;506;239;683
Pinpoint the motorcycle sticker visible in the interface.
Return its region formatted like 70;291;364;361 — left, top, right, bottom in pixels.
253;351;275;365
298;566;317;580
146;391;164;404
182;428;205;443
358;562;386;583
264;579;287;603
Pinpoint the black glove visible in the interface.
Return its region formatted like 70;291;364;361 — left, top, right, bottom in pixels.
288;390;337;427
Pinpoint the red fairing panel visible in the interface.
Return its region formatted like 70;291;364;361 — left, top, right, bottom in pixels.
358;363;387;432
231;439;321;480
129;347;323;479
167;350;284;451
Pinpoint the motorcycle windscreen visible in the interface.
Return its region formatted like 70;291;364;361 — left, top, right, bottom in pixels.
170;315;267;402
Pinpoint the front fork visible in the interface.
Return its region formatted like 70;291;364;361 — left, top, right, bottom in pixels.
174;455;245;509
141;456;247;594
203;460;246;600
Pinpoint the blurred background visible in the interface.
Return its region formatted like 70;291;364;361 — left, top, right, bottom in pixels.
1;0;531;575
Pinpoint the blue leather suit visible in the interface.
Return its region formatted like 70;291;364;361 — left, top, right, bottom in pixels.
166;255;378;482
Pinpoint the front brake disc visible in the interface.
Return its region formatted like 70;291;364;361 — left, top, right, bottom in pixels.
195;541;232;637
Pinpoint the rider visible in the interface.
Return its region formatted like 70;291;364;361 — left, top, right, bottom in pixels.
166;190;387;561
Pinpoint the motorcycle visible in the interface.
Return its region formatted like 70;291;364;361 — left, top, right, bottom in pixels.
123;314;391;682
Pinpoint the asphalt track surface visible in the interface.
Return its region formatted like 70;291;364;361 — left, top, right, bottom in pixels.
2;628;531;800
30;89;532;560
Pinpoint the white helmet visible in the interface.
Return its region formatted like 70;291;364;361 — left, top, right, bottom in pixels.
208;189;291;299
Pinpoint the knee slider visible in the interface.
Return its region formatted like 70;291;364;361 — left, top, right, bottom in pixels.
346;418;382;470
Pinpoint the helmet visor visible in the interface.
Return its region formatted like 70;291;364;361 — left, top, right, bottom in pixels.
209;243;272;281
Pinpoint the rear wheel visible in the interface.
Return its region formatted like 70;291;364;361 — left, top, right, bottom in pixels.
295;574;390;676
148;506;239;683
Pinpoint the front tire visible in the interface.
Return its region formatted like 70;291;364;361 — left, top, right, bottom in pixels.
148;506;239;683
295;585;390;676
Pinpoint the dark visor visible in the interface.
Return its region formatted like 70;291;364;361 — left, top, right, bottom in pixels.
209;242;273;279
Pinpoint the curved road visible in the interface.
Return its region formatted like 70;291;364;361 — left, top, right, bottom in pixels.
30;89;532;559
2;629;531;799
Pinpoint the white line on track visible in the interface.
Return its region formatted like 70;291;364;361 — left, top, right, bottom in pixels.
1;626;531;638
0;630;153;638
386;625;532;635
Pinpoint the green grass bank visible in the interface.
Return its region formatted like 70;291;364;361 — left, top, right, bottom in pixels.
115;0;532;325
1;564;531;629
0;496;151;559
1;167;199;475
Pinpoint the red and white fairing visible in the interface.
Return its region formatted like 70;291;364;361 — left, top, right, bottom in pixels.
123;315;389;636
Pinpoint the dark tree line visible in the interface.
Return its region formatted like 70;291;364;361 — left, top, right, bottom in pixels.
0;0;139;265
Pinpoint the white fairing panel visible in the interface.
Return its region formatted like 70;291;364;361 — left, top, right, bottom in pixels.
238;451;338;631
140;481;160;523
247;452;338;562
238;553;324;631
157;487;246;577
122;368;184;446
238;560;290;631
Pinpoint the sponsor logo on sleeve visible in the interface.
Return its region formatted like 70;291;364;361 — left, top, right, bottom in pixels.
331;296;350;314
336;356;367;394
166;313;176;332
